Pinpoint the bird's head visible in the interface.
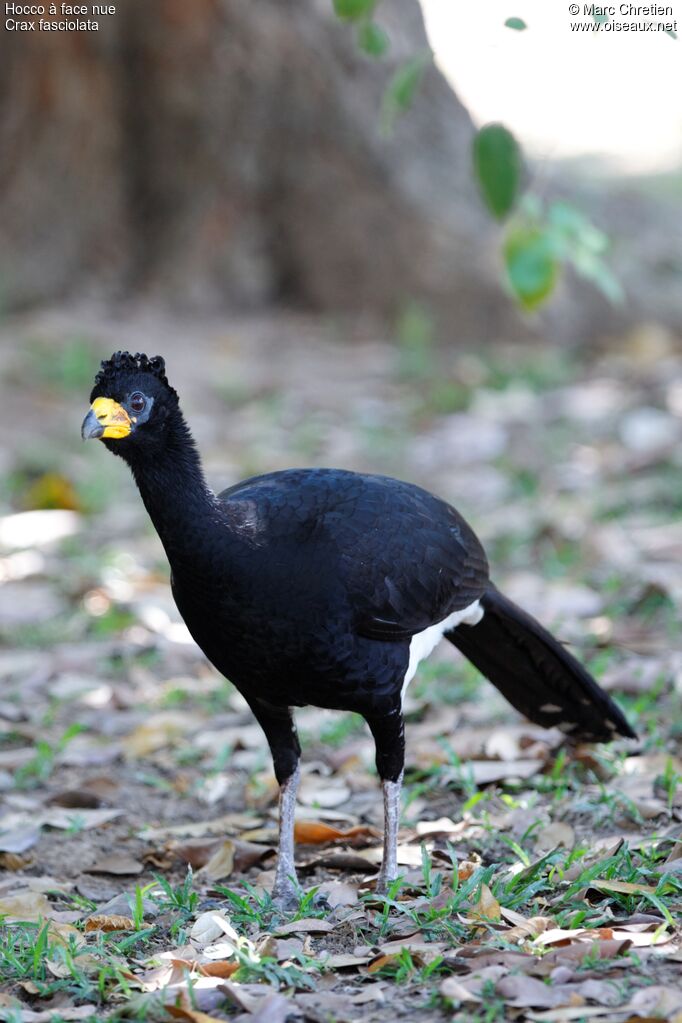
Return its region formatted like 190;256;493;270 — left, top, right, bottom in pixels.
81;351;179;459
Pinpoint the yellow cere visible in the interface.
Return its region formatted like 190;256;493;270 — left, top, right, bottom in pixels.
91;396;132;439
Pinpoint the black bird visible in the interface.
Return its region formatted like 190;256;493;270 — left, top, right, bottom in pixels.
81;352;635;906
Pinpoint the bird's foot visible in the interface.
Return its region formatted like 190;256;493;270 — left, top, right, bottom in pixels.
271;878;300;913
374;871;401;897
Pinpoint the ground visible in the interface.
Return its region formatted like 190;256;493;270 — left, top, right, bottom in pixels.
0;305;681;1023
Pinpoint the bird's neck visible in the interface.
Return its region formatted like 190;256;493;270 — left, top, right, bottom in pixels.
127;411;219;568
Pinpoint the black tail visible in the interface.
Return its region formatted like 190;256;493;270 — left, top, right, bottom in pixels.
446;585;636;741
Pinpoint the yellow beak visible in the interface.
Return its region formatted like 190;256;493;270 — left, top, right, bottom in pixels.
81;397;132;440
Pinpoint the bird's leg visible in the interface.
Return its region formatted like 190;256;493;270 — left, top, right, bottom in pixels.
272;762;301;907
248;699;301;910
366;710;406;895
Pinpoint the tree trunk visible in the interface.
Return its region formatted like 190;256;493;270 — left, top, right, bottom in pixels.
2;3;678;342
0;0;515;339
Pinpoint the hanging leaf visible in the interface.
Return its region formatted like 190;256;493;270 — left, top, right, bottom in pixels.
473;123;522;220
357;20;389;57
503;227;558;311
505;17;527;30
381;54;430;132
333;0;375;21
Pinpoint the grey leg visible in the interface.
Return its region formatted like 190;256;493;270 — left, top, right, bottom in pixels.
272;763;301;907
376;770;404;894
246;699;302;911
366;710;406;895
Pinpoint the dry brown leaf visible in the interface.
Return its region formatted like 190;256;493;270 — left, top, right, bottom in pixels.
142;813;260;841
197;840;235;880
198;960;240;978
123;712;199;757
190;911;238;946
0;825;41;854
367;952;402;974
465;759;545;785
87;854;144;876
589;878;658;896
274;917;335;936
241;992;292;1023
473;883;501;921
175;836;273;877
293;820;377;844
504;915;553;942
440;965;508;1004
456;860;479;882
298;773;351;808
39;807;124;830
166;1008;228;1023
320;951;374;969
2;1009;99;1022
628;985;682;1017
84;914;135;932
0;851;31;870
378;936;448;960
48;788;103;809
306;849;378;872
535;822;575;853
541;939;632;967
0;890;51;921
317;880;359;907
136;959;197;992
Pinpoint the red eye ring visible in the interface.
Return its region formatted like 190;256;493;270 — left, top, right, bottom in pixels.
130;392;145;414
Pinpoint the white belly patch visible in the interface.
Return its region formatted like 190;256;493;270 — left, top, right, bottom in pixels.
401;599;483;702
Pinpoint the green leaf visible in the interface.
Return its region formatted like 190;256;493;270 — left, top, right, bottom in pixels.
504;16;527;30
333;0;375;21
473;123;522;220
357;20;389;57
381;54;429;132
504;227;558;311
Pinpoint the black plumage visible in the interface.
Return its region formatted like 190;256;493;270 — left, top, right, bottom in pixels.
82;352;635;906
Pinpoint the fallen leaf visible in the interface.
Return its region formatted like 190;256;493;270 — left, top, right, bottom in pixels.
504;915;553;942
473;883;501;921
293;820;376;844
48;788;103;809
39;807;124;830
535;822;575;853
84;914;135;932
628;984;682;1017
166;1009;228;1023
87;854;144;875
198;960;240;978
197;840;235;880
320;951;374;969
589;879;658;896
0;825;41;854
123;712;202;757
367;952;403;974
317;880;359;907
142;813;259;841
0;851;30;870
190;911;238;946
0;890;51;921
298;774;351;808
274;917;335;936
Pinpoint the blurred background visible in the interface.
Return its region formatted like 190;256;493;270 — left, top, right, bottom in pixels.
0;1;680;801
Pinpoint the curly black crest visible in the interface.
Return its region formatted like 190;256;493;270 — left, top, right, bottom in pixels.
94;351;177;398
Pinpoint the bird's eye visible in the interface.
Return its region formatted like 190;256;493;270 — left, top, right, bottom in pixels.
130;392;146;414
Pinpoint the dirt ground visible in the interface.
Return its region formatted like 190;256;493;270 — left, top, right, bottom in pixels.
0;305;681;1023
